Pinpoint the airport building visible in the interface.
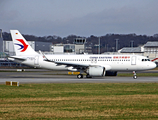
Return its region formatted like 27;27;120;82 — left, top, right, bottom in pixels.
51;43;64;54
118;47;144;55
0;29;3;52
74;38;86;54
0;30;9;61
143;42;158;58
118;41;158;60
51;38;86;54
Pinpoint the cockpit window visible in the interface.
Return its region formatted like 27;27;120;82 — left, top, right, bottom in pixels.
142;59;150;61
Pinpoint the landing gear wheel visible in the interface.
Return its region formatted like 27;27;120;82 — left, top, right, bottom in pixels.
133;75;137;79
77;74;83;79
133;71;137;79
86;74;92;78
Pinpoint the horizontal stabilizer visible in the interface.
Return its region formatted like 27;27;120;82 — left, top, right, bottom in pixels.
8;56;26;61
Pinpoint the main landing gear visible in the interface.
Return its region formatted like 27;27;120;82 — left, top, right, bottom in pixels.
77;74;83;79
77;74;92;79
133;71;137;79
86;74;92;78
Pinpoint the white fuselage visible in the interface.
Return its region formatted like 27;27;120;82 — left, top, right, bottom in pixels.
15;54;156;72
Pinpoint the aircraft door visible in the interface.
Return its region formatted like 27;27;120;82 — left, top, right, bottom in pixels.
131;56;136;65
34;56;39;65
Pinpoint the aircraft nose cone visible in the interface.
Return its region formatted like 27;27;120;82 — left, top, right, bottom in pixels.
152;62;157;69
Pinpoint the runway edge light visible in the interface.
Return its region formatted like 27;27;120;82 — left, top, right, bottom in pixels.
6;81;19;87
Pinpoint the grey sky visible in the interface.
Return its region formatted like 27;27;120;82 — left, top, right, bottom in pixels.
1;0;158;37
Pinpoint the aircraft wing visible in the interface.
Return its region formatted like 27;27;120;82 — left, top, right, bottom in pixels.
41;52;101;71
44;57;90;70
54;61;89;67
41;51;109;72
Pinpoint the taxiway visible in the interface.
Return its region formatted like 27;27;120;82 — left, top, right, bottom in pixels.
0;69;158;84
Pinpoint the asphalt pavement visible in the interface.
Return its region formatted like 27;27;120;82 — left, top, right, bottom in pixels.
0;69;158;84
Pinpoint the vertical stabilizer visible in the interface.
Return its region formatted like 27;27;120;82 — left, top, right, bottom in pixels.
10;30;38;56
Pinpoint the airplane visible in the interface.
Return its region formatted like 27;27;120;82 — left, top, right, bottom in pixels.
8;30;157;79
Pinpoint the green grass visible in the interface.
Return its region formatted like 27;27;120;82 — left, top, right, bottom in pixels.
0;83;158;119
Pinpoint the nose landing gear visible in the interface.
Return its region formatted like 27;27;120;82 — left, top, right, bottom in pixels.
133;71;137;79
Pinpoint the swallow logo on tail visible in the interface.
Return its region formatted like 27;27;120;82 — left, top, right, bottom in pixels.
15;39;28;52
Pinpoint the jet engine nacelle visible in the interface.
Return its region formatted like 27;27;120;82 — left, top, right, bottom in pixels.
87;66;105;76
105;71;117;76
